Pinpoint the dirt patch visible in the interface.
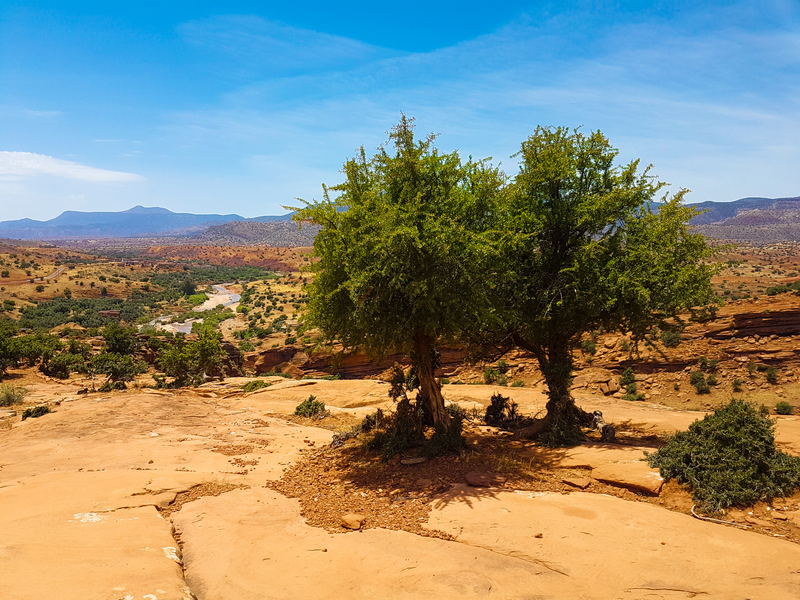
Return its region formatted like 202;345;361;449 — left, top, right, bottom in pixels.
212;443;255;456
266;428;661;540
160;482;247;517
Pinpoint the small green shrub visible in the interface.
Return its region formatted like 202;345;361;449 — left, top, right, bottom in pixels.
660;330;681;347
424;404;466;457
483;367;500;385
439;378;450;385
747;361;756;375
485;393;520;427
625;382;638;394
511;380;525;387
766;366;778;384
690;371;710;394
646;399;800;511
580;339;596;355
0;384;27;406
242;380;271;393
496;359;509;374
697;356;718;373
619;367;635;387
294;395;325;417
732;378;743;392
22;405;51;420
622;392;646;402
619;339;630;351
706;374;718;386
775;401;793;415
496;373;508;386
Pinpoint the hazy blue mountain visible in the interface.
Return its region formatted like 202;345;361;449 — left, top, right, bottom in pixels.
0;206;293;239
689;196;800;225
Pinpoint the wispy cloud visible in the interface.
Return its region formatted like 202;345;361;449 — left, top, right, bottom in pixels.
0;151;144;182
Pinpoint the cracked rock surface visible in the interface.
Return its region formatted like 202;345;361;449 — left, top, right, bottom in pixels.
1;380;799;599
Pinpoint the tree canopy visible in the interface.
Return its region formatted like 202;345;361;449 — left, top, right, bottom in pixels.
293;115;503;428
295;119;718;446
496;126;718;444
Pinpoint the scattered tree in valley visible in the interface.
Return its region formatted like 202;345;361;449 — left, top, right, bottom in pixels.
495;127;718;444
293;116;503;430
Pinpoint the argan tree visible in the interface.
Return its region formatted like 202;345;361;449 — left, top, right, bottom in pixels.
293;116;502;428
499;127;718;445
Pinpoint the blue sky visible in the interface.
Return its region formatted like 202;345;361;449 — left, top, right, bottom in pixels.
1;1;799;221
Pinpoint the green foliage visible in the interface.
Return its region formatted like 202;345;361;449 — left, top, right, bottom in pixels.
241;380;271;393
697;356;718;373
511;379;525;387
732;378;743;392
294;395;326;417
690;370;710;394
157;324;228;387
89;352;147;385
22;405;51;420
103;321;138;355
424;404;466;457
660;329;681;347
690;305;719;323
484;392;526;428
496;359;509;374
495;126;719;443
766;366;778;384
292;116;503;428
647;399;800;511
187;293;208;306
0;319;21;377
0;383;27;406
775;401;793;415
483;367;500;384
619;367;636;387
580;339;597;355
41;353;85;379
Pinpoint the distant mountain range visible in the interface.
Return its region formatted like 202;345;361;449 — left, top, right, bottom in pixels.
1;196;798;244
0;205;293;239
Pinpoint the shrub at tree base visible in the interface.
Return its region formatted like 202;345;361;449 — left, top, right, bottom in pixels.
294;395;326;417
22;405;51;420
646;399;800;512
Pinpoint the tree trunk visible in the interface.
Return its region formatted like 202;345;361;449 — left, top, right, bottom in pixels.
532;341;593;445
412;334;450;428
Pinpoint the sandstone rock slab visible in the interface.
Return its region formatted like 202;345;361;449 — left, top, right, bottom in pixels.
591;461;664;494
465;471;506;487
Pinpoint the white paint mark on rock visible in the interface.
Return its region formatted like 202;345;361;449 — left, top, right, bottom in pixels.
72;512;107;523
163;546;182;564
150;432;160;437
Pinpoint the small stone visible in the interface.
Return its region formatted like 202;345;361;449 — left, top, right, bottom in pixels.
773;513;788;521
416;478;432;487
744;516;771;527
400;457;427;465
388;455;401;466
534;533;543;539
465;471;506;487
562;477;592;490
340;513;365;530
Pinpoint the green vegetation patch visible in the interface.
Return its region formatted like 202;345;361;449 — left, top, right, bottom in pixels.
294;395;326;417
646;399;800;512
241;380;271;393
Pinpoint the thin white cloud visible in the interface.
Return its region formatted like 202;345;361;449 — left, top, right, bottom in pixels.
0;151;144;182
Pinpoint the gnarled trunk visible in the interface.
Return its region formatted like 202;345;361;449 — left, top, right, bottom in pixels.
412;334;450;428
532;341;593;445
